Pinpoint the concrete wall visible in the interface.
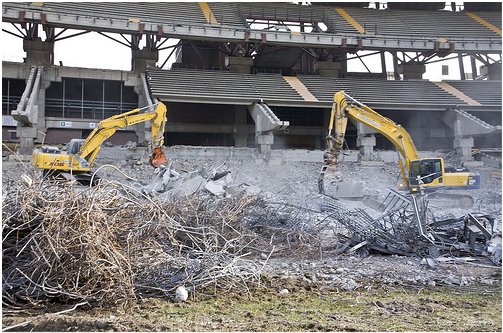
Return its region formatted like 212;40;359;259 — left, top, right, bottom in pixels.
45;129;82;144
44;128;137;145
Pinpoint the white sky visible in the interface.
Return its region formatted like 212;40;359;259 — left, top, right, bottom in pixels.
0;1;493;80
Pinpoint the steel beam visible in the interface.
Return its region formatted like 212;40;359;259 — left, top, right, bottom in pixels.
2;6;501;53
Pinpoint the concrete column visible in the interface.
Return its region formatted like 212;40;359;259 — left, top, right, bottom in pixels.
228;56;253;74
458;53;466;80
23;38;54;66
454;136;474;162
397;62;426;80
257;133;273;161
133;85;149;144
356;122;378;161
315;61;342;77
17;125;38;155
233;106;248;147
357;135;376;161
480;63;502;80
132;48;159;73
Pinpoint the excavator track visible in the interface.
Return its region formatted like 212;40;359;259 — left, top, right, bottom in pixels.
427;191;475;209
43;169;100;186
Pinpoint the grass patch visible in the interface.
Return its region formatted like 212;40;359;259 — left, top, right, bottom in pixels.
3;285;501;331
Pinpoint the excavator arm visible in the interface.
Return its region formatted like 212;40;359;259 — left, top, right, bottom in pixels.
79;102;168;167
321;91;421;193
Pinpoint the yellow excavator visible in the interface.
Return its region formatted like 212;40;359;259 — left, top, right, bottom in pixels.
319;91;480;207
32;102;168;185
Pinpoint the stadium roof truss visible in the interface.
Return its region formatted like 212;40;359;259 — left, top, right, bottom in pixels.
2;2;501;55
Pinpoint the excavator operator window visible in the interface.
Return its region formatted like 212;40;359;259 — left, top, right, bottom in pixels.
409;159;442;185
67;139;84;155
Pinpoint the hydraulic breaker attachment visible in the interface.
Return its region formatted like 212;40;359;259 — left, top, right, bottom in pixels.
150;147;168;168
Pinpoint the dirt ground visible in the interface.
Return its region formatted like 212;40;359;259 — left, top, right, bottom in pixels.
2;146;502;331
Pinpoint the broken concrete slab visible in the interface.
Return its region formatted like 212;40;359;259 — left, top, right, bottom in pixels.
205;180;225;196
160;175;206;200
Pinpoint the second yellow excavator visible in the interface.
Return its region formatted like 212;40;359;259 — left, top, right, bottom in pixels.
32;102;168;185
319;91;480;207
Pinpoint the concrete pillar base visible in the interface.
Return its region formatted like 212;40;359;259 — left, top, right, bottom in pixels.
258;144;271;161
397;62;426;80
454;136;474;162
132;48;159;73
228;56;253;74
315;61;342;77
257;133;273;161
357;135;377;161
17;126;38;155
137;126;147;145
23;38;54;66
480;63;502;80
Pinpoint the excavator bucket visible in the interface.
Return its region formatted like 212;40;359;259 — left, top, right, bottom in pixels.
150;147;168;168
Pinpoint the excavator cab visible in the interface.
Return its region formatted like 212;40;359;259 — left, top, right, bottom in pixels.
409;158;444;192
67;139;85;155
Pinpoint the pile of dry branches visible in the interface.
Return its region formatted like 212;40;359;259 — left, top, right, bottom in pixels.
2;174;328;309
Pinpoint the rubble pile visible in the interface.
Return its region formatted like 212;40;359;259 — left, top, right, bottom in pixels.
1;170;331;309
2;147;501;310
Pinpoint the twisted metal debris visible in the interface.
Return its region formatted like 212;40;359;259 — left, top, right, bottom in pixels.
322;189;500;260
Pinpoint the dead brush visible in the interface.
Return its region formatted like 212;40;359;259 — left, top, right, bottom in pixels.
2;176;269;308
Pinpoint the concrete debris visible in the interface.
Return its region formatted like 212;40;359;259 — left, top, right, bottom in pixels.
278;288;289;296
174;286;189;303
141;163;235;200
124;141;137;150
205;180;226;196
421;257;438;269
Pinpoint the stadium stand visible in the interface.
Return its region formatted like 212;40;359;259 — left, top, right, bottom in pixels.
5;2;210;26
333;7;500;38
208;2;246;27
445;80;503;106
147;68;304;104
298;76;466;106
237;2;337;32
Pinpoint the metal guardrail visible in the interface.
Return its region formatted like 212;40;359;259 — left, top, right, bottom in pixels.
44;98;137;120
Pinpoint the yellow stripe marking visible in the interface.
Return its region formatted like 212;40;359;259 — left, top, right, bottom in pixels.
466;12;501;36
434;81;482;106
291;31;302;36
335;7;365;34
199;2;218;24
283;76;319;102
